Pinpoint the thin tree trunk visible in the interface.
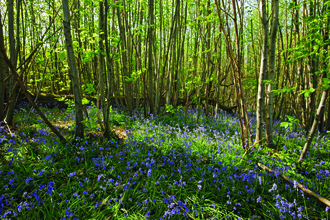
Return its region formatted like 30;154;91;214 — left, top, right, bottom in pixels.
256;0;268;144
298;83;329;163
155;0;162;113
148;0;155;114
6;0;17;126
116;0;132;112
265;0;279;148
166;2;178;107
104;0;113;138
99;0;109;138
62;0;84;140
174;2;187;108
0;12;5;122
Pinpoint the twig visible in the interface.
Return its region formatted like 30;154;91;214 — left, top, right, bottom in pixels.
3;119;12;135
257;163;330;207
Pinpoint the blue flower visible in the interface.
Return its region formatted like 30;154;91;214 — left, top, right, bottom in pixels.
68;172;76;177
269;183;277;192
257;196;262;203
26;177;33;185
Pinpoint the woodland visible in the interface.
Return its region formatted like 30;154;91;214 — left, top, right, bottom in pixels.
0;0;330;219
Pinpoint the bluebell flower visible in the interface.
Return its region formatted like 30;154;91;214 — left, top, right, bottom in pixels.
68;172;76;177
257;196;262;203
269;183;277;192
26;177;33;185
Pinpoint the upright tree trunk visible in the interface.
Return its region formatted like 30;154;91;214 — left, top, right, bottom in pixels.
148;0;155;114
215;0;251;149
0;12;4;122
307;2;317;132
215;35;222;115
62;0;84;140
6;0;17;126
104;0;113;139
294;0;307;130
155;0;162;113
116;0;132;112
265;0;279;148
256;0;268;143
174;2;187;108
99;0;108;137
166;0;179;107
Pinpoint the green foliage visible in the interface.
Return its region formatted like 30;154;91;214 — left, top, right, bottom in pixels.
280;115;300;132
298;88;316;98
81;102;99;131
192;94;198;106
81;98;90;105
165;104;183;114
272;85;297;96
123;70;142;83
84;83;96;95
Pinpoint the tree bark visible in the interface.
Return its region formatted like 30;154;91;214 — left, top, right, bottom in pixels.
0;12;5;122
62;0;84;140
265;0;279;148
148;0;155;114
6;0;17;126
256;0;268;144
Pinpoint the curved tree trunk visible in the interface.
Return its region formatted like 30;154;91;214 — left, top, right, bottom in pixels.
0;43;67;145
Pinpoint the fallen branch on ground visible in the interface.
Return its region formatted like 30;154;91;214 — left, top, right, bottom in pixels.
257;162;330;207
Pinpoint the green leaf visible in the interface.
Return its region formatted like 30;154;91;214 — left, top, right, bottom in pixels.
82;98;90;105
298;88;316;98
272;85;297;95
280;122;290;129
85;83;96;94
55;96;67;102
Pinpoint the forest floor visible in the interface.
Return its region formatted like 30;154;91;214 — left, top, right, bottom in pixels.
0;101;329;220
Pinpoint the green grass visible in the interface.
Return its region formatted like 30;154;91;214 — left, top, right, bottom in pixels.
0;102;329;220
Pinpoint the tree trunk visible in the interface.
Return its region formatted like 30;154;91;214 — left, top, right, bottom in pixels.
148;0;155;114
6;0;18;126
0;43;67;144
265;0;279;148
116;1;132;112
0;12;4;122
298;84;329;163
62;0;84;140
166;1;179;107
99;0;108;137
103;0;113;139
256;0;268;144
174;2;187;108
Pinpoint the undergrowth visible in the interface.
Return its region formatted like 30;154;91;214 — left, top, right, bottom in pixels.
0;102;329;220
